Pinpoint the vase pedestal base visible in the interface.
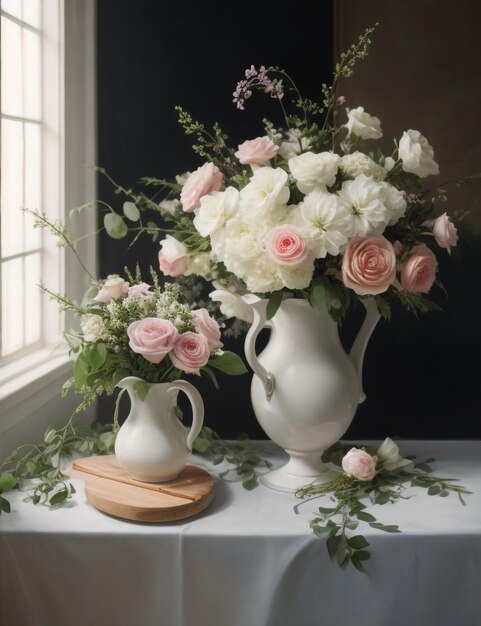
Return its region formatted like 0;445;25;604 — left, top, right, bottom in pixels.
260;449;340;493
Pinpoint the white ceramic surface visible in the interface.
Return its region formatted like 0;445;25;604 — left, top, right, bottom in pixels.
244;298;380;492
114;377;204;482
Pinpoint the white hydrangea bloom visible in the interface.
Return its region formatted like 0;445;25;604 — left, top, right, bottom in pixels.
279;259;316;290
337;174;390;236
288;151;340;194
289;190;351;258
340;152;387;181
80;314;108;343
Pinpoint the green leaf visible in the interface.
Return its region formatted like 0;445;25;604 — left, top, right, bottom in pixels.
123;201;140;222
0;472;17;492
351;552;367;574
49;488;69;506
208;351;248;375
89;343;107;369
348;535;369;549
356;510;377;522
133;380;151;401
192;437;211;454
336;547;349;568
308;277;327;310
0;496;11;513
104;212;128;239
317;506;336;514
201;366;219;390
326;534;341;559
369;522;401;533
427;484;442;496
356;550;371;561
266;290;283;320
312;524;332;537
242;476;258;490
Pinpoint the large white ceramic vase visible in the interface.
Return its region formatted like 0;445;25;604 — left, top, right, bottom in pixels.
114;376;204;483
244;297;380;492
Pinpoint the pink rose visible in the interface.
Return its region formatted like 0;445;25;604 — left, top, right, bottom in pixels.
170;332;211;374
193;308;223;349
128;282;151;295
342;236;396;296
432;213;458;249
180;162;224;212
235;136;279;165
127;318;179;364
158;235;189;277
342;448;376;481
94;275;129;303
400;243;437;293
267;225;309;267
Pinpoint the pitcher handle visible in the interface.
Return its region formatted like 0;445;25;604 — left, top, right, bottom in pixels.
244;299;275;400
169;380;205;451
349;298;381;404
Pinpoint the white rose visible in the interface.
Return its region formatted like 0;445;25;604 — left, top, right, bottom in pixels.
337;174;390;237
288;151;340;194
193;187;239;237
345;106;383;140
398;129;439;178
340;152;387;181
239;167;290;216
185;252;212;278
278;128;312;160
289;190;351;258
209;289;254;323
376;438;411;471
80;314;107;343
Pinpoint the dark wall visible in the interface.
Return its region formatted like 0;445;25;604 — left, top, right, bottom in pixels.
97;0;481;439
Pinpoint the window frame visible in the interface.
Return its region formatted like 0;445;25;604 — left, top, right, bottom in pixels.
0;0;97;458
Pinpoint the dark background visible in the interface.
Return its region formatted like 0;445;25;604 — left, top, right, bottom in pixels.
97;0;481;439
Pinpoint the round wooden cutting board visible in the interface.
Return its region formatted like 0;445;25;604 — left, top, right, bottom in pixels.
72;455;214;523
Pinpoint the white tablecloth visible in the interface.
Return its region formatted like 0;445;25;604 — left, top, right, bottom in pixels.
1;440;480;626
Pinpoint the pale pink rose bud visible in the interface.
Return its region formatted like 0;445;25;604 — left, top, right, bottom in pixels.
193;308;223;349
267;225;309;267
235;136;279;165
127;318;179;364
342;448;376;481
169;331;211;374
400;243;437;293
128;282;151;295
158;235;189;277
94;275;130;303
180;162;224;212
432;212;458;249
342;236;396;296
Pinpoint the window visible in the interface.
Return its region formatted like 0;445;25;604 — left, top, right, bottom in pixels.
1;0;62;362
0;0;97;456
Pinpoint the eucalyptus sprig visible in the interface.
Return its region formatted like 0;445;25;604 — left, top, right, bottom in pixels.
193;426;273;490
295;442;471;574
0;421;116;513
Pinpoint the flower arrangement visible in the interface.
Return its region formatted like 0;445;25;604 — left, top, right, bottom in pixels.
46;269;246;412
98;24;474;325
296;438;471;573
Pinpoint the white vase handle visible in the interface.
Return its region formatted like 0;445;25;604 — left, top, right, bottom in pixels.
349;298;381;404
244;299;275;400
169;380;205;451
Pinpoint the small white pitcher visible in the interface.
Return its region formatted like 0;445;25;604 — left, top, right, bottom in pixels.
114;376;204;483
